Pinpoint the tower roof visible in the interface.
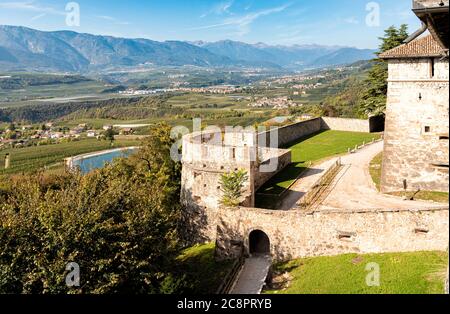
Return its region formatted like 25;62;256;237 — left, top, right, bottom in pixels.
379;34;445;59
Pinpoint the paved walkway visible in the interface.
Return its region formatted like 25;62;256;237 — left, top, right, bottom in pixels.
278;158;338;210
230;256;272;294
317;141;446;210
279;141;447;211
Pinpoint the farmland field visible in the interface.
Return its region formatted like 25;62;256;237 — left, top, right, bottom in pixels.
0;138;140;175
0;80;123;108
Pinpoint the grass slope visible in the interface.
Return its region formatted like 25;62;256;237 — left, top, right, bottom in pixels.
176;243;234;294
265;251;448;294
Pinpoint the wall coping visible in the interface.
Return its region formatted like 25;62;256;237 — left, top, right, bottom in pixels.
222;205;450;217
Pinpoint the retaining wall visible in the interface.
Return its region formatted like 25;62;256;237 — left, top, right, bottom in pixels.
216;206;449;262
321;117;371;133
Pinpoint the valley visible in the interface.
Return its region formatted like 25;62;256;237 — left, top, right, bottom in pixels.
0;61;370;178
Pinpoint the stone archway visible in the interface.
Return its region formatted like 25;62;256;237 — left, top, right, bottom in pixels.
249;230;270;256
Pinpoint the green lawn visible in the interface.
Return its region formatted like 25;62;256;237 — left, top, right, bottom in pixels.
0;138;141;175
265;251;448;294
175;243;234;294
256;130;381;208
369;153;449;203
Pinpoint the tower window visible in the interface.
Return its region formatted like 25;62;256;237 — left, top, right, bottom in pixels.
430;58;435;78
424;126;431;133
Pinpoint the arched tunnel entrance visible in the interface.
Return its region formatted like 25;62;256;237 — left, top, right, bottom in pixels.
249;230;270;256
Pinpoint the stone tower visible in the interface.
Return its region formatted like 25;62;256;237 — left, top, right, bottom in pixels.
380;0;449;193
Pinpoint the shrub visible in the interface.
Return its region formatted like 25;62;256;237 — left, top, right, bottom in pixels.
219;169;249;207
0;124;184;294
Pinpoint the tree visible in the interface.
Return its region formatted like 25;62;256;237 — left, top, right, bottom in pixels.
7;123;15;131
0;124;183;294
359;25;409;117
103;128;116;141
219;169;249;207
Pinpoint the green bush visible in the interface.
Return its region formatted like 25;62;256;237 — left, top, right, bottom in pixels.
219;169;248;207
0;124;184;294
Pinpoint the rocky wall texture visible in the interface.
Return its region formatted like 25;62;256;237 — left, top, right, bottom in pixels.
381;58;449;193
216;206;449;262
321;117;371;133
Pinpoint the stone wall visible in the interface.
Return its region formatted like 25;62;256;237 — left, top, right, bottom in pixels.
321;117;371;133
381;57;449;193
258;117;378;149
181;117;380;242
258;117;322;148
254;148;291;190
181;131;292;242
216;206;449;262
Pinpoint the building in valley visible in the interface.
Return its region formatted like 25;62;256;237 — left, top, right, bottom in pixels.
380;0;449;193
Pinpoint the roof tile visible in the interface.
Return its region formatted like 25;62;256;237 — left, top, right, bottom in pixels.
379;34;445;59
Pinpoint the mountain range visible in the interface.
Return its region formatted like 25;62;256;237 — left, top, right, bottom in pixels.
0;25;376;73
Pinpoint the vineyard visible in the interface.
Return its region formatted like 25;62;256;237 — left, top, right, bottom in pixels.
0;138;140;175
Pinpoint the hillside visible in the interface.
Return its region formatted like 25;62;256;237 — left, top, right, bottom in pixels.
196;40;375;69
0;25;375;73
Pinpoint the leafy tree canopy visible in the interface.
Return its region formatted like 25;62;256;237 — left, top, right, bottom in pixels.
0;124;183;294
358;25;409;118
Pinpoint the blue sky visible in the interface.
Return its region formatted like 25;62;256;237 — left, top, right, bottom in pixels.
0;0;420;48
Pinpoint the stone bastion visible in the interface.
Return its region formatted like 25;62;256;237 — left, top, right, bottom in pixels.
180;117;448;262
180;127;291;242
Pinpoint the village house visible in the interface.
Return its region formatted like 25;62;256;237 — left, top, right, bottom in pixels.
119;127;134;135
86;130;97;138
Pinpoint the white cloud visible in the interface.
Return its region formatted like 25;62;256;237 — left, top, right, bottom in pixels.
343;17;359;24
95;15;131;26
193;2;292;36
30;12;46;21
201;0;234;18
0;1;64;15
216;1;233;14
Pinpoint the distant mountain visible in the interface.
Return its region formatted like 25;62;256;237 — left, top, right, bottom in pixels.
0;25;234;72
195;40;376;69
311;47;376;67
0;25;376;73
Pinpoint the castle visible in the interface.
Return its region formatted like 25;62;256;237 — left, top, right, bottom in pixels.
180;0;449;262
